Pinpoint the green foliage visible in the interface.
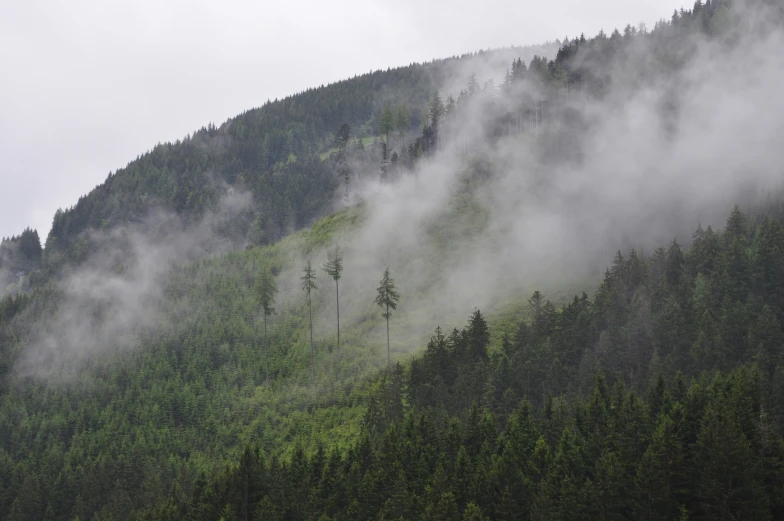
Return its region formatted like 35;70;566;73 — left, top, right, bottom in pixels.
395;104;410;140
321;246;344;282
41;61;444;266
255;271;278;318
379;105;395;141
302;260;317;382
4;198;784;520
256;270;278;385
0;3;779;519
301;260;317;298
322;245;344;354
374;268;399;320
0;221;381;520
0;228;42;294
160;286;784;520
375;268;400;371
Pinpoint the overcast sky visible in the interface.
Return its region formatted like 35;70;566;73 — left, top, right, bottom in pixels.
0;0;684;241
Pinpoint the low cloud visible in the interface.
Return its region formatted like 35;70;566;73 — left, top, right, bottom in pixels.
13;185;253;380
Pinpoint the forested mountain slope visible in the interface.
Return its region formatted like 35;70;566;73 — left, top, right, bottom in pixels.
5;202;784;520
41;44;556;271
1;0;783;520
0;229;42;294
153;205;784;521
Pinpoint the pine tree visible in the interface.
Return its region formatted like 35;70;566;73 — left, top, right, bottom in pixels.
588;451;629;519
218;502;238;521
454;446;473;511
634;414;686;521
380;105;395;145
721;206;751;301
693;402;769;520
334;123;351;150
725;205;747;241
532;428;586;521
493;401;538;518
322;246;344;355
395;103;410;145
375;267;400;372
465;309;490;363
301;260;318;383
666;238;686;291
6;474;43;521
379;463;409;520
256;271;277;386
423;464;459;521
747;304;783;378
254;496;280;521
462;502;489;521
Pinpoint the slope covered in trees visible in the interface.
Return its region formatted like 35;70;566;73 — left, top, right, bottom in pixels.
0;229;42;295
0;208;374;520
368;0;783;184
150;203;784;521
42;45;556;271
1;0;783;519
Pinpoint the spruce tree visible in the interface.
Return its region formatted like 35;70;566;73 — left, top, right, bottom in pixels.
462;502;488;521
256;271;277;386
375;267;400;372
693;402;769;520
395;103;410;145
301;260;318;383
322;246;344;355
380;104;395;145
634;414;686;521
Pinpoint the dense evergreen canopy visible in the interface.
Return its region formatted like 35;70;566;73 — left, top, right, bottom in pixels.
146;203;784;521
1;1;782;519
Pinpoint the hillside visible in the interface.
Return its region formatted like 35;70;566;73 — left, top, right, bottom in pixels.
1;0;784;520
153;204;784;521
39;44;557;273
0;229;42;295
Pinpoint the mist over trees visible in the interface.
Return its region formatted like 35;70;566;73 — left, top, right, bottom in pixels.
0;0;783;520
149;204;784;521
40;43;556;273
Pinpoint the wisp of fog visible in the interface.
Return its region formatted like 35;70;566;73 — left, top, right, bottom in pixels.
11;0;784;382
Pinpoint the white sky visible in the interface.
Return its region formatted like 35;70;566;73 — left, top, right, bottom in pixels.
0;0;685;241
